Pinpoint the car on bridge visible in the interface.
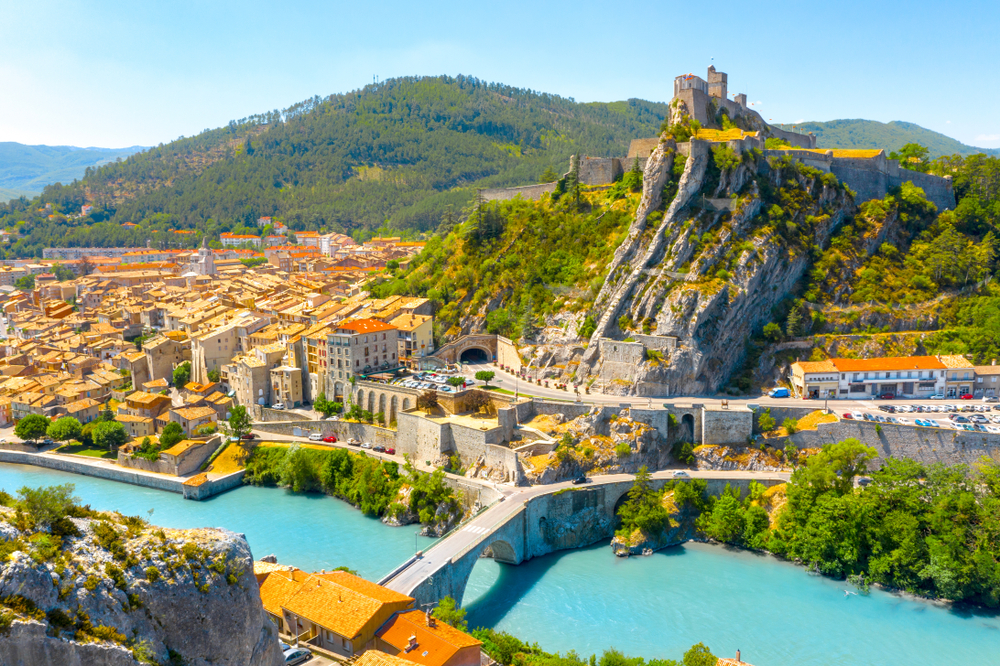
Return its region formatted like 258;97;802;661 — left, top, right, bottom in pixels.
672;470;690;478
572;475;591;485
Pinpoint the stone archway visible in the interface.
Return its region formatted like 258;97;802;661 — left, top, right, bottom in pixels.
402;398;411;411
484;539;517;564
355;389;364;411
390;396;398;424
681;414;695;442
367;392;375;414
460;347;490;364
378;394;387;421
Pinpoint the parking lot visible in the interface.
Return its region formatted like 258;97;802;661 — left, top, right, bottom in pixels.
838;400;1000;433
385;369;478;393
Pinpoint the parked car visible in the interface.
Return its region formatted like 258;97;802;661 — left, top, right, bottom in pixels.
951;415;970;423
386;447;396;455
373;445;386;453
960;394;974;400
879;393;896;400
767;388;790;398
347;438;360;447
928;420;941;428
896;405;912;413
283;648;312;666
914;419;928;427
308;433;323;441
323;435;337;443
896;418;910;425
851;412;864;420
930;393;945;399
361;442;372;449
857;477;873;488
272;403;285;410
240;433;256;440
572;475;591;485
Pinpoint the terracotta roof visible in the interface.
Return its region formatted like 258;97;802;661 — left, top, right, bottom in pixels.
283;575;393;639
355;650;421;666
830;356;945;372
794;360;837;374
937;354;974;369
338;318;397;334
376;609;481;666
974;365;1000;376
171;406;217;420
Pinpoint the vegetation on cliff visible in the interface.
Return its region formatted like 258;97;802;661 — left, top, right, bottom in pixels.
0;76;666;257
371;189;637;340
243;444;460;529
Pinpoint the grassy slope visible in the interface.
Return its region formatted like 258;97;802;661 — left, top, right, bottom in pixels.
775;119;999;157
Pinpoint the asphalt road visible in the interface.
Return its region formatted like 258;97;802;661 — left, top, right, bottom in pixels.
382;467;790;596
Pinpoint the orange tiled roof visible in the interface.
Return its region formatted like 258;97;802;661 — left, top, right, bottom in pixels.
936;354;974;369
338;318;397;334
283;574;404;639
355;650;421;666
376;609;481;666
830;356;945;372
794;360;837;374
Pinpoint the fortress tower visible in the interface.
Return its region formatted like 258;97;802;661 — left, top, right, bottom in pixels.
707;66;727;99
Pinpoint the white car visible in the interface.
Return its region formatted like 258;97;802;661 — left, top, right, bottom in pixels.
928;419;941;428
308;433;323;441
851;412;864;420
896;418;910;425
672;470;689;478
896;405;912;413
361;442;372;449
272;403;285;410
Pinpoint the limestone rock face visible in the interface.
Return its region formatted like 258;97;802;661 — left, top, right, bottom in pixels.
0;510;282;666
693;444;786;472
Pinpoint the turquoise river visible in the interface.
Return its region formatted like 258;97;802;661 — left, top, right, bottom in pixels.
1;464;998;665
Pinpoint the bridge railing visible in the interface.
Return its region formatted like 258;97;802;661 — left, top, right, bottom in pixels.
450;504;525;564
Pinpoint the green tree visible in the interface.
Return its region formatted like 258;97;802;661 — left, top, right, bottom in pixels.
447;377;465;388
763;322;783;342
475;370;495;387
92;421;128;451
227;405;253;441
782;417;798;434
758;409;776;432
207;368;221;383
14;275;34;290
682;643;717;666
617;466;668;536
16;484;78;528
52;264;75;281
579;315;597;340
47;416;82;442
888;143;930;172
15;415;50;443
539;166;558;183
785;307;801;338
172;361;191;387
158;422;186;450
432;596;468;631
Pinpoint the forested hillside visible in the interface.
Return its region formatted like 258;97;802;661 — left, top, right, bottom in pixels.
0;76;667;257
776;119;999;158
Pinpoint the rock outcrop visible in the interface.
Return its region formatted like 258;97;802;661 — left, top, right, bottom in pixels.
0;507;282;666
579;132;855;395
610;490;695;556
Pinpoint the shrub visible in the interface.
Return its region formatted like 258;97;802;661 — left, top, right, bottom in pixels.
615;442;632;458
672;440;695;465
17;484;78;528
783;417;799;434
758;409;776;432
145;566;160;583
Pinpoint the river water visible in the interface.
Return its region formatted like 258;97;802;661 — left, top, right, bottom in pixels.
2;464;998;665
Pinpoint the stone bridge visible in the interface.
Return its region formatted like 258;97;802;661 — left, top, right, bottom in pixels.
350;380;422;425
381;471;786;606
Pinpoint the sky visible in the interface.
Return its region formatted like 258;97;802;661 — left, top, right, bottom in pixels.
2;0;999;149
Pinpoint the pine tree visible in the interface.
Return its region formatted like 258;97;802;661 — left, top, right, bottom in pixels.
786;307;801;339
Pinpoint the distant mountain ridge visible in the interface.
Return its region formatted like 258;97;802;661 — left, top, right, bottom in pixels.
771;119;999;158
0;142;146;196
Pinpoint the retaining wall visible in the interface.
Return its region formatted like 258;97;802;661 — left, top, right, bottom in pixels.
183;471;246;500
480;183;557;202
0;451;185;493
787;420;1000;469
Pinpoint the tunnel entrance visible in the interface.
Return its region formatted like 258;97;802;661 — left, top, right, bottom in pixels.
460;347;490;364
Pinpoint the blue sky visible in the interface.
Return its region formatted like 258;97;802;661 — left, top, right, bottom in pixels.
2;0;998;149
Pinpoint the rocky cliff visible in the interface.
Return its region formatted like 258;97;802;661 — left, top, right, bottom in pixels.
0;506;282;666
578;132;855;395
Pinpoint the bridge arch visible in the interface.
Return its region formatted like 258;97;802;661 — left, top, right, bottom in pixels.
390;396;398;424
355;389;364;411
367;391;375;414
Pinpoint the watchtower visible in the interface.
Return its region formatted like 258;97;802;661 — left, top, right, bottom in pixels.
707;66;727;99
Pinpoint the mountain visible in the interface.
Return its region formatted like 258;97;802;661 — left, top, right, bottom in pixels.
5;76;668;242
771;119;999;158
0;142;146;197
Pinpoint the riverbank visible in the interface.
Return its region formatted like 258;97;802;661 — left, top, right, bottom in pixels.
0;448;244;500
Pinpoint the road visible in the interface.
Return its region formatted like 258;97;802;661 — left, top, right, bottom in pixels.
382;467;790;596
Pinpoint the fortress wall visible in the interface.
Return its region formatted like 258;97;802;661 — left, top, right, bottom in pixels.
579;157;621;186
627;137;661;159
631;334;677;352
496;335;522;371
831;163;891;204
767;125;817;149
701;408;754;445
890;168;956;211
480;182;557;202
765;149;833;173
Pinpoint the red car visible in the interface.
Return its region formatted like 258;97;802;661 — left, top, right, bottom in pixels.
323;435;337;443
240;433;256;440
842;413;854;420
960;394;974;400
879;393;895;400
386;447;395;455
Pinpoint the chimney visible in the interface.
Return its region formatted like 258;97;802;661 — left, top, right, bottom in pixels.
405;636;418;652
426;608;435;627
736;650;741;663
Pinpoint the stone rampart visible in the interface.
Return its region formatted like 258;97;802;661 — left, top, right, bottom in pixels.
701;407;753;445
0;451;186;494
787;420;1000;469
888;167;956;212
183;470;246;500
480;183;557;203
252;419;398;448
